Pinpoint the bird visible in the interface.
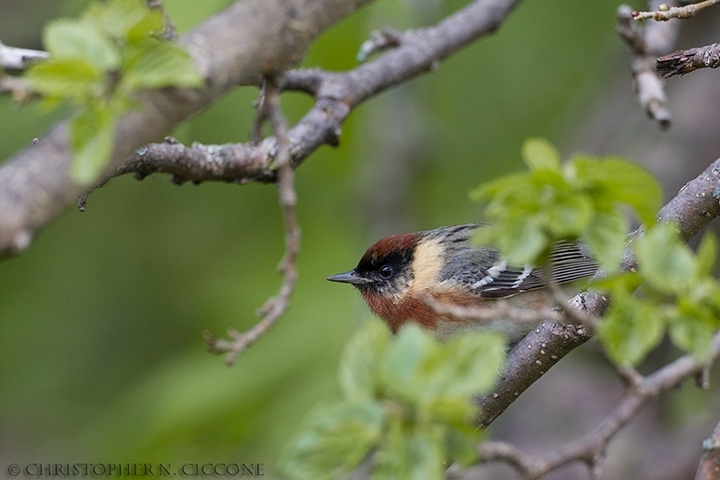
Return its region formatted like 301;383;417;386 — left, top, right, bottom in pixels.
327;224;598;339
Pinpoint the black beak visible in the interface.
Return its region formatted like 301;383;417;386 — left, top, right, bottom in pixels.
327;270;373;285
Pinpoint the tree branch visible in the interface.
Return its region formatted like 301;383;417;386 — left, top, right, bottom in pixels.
84;0;524;192
632;0;720;21
657;43;720;78
0;40;48;70
79;0;528;215
475;156;720;428
476;321;592;428
0;0;374;257
616;1;679;129
478;332;720;479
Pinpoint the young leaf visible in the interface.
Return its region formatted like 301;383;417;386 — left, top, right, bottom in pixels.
26;59;103;100
121;38;203;90
568;156;662;225
373;420;445;480
543;192;593;237
469;172;532;203
522;137;561;172
693;233;717;280
339;319;390;401
596;292;664;365
280;400;385;480
496;217;548;265
84;0;160;41
582;210;628;271
378;324;438;404
69;103;116;185
125;9;165;42
446;427;481;466
668;313;715;361
44;19;120;71
635;223;694;295
419;331;505;426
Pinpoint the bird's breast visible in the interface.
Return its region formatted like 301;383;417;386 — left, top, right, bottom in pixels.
362;287;487;333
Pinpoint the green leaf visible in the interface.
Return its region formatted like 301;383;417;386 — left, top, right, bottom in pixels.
378;324;438;404
280;400;385;480
26;59;103;100
543;192;593;237
522;138;561;172
446;427;481;466
530;168;568;190
497;217;548;265
582;210;628;272
694;233;717;280
69;103;116;185
589;271;642;293
470;172;531;203
44;19;120;71
569;156;662;225
635;223;694;295
125;9;165;42
668;312;715;361
596;292;665;365
420;332;505;425
339;320;390;401
121;38;202;90
83;0;160;41
373;420;445;480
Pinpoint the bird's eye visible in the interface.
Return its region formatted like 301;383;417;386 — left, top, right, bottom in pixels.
379;265;393;278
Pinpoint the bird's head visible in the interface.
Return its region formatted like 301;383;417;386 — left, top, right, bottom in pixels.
327;231;419;302
327;225;480;332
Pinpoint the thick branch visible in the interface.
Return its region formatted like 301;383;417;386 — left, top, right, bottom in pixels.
476;322;591;428
657;156;720;242
0;0;373;257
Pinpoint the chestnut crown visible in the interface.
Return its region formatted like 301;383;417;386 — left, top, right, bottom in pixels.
326;232;420;296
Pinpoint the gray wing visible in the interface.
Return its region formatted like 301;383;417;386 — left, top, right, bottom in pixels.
444;239;598;299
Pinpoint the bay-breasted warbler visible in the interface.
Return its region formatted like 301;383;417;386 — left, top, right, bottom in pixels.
327;224;597;338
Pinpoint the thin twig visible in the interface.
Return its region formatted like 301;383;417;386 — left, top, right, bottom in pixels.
357;28;405;63
0;40;48;70
146;0;177;40
632;0;720;21
478;332;720;479
205;78;301;365
657;43;720;78
615;364;644;389
616;2;677;129
0;74;36;102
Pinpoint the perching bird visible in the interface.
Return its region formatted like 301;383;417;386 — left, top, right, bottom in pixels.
327;224;598;338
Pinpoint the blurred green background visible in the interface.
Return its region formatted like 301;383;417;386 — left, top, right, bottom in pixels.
2;1;719;478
